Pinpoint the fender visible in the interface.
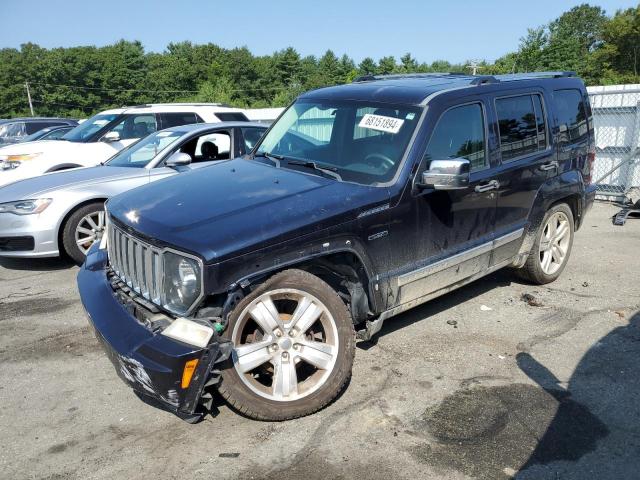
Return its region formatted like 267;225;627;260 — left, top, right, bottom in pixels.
205;231;384;315
516;170;585;264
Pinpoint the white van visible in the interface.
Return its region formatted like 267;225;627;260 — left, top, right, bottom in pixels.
0;103;251;187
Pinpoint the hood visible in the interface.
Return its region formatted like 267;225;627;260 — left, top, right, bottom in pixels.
0;166;148;202
108;158;386;263
0;139;65;155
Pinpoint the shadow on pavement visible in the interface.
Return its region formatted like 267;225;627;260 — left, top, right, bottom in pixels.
0;256;75;272
515;311;640;478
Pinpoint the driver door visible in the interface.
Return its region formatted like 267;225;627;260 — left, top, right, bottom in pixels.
392;100;499;305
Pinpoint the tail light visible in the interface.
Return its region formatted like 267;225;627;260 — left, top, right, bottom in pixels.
584;145;596;185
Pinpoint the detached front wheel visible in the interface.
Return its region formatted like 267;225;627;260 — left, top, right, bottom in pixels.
218;269;355;421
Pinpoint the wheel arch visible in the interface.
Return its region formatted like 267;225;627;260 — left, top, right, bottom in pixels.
516;171;584;264
213;245;381;326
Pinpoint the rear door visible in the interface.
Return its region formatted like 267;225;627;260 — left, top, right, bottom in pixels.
490;90;554;265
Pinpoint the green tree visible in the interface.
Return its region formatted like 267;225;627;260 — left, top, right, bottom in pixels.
358;57;377;75
377;56;397;74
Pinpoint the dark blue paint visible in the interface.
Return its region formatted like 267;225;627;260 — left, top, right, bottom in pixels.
80;74;596;417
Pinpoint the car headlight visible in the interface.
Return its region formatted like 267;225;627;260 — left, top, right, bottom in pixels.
0;198;52;215
0;153;41;170
162;251;203;315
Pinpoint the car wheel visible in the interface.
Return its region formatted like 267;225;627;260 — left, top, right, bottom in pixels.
218;269;355;421
62;202;106;265
517;203;574;285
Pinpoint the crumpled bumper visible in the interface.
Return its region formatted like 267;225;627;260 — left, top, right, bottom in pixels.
77;245;230;420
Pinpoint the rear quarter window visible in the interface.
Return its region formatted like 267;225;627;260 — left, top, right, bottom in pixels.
554;89;588;143
216;112;249;122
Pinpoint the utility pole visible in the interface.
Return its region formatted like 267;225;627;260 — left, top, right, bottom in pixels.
466;60;481;76
25;82;34;116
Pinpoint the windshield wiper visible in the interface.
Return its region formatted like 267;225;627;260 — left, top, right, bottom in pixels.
286;159;342;181
253;151;283;167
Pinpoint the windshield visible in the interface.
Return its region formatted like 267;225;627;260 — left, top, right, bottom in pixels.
106;129;185;168
255;100;421;185
62;113;119;142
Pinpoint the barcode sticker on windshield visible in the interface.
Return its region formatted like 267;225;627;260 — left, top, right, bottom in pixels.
359;114;404;134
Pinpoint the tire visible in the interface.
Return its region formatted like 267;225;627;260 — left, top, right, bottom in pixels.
517;203;574;285
218;269;355;421
61;202;106;265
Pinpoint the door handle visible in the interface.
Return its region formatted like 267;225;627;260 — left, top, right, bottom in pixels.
475;180;500;193
539;161;559;172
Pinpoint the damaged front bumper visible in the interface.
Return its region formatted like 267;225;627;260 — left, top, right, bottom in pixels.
77;246;231;421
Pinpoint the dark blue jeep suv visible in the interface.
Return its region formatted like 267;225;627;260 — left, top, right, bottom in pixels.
78;72;597;421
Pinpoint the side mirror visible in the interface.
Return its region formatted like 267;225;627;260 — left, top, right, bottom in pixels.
418;158;470;190
165;151;192;168
102;131;121;143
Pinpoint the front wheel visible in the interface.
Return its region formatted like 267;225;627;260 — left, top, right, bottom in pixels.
517;203;574;284
218;269;355;421
61;202;106;264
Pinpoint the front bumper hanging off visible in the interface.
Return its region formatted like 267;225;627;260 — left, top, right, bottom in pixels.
78;246;231;421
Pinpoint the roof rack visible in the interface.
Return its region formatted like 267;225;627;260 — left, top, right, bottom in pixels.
495;71;576;81
126;102;232;108
352;72;471;83
352;71;577;85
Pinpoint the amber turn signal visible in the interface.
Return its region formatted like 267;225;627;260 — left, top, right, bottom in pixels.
181;359;199;389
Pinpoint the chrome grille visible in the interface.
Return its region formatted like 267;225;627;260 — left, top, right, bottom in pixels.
107;223;163;304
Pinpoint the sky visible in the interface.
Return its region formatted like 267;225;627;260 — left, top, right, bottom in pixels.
1;0;637;64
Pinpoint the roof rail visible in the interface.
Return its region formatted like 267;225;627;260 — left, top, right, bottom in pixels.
495;71;577;82
352;72;472;83
126;102;233;108
352;71;577;85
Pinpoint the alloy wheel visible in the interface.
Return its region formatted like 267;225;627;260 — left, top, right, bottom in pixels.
231;288;339;402
539;211;571;275
74;210;105;255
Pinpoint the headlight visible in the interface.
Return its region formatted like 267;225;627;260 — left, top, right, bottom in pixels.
0;153;41;170
0;198;52;215
162;251;203;315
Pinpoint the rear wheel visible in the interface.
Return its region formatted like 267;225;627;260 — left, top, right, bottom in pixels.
218;269;355;421
61;202;105;264
517;203;574;284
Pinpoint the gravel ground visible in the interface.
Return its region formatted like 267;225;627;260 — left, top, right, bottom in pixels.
0;202;639;480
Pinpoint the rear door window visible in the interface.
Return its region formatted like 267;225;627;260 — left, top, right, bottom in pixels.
160;112;202;129
554;89;588;143
424;103;487;172
495;94;548;161
108;114;157;140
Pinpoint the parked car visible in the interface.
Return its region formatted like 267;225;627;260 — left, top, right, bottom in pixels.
0;122;266;264
18;125;75;142
78;72;597;422
0;104;250;187
0;118;78;145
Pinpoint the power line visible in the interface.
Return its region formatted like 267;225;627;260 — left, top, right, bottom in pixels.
27;81;291;94
30;99;95;111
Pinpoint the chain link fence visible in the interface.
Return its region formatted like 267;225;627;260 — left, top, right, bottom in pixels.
588;85;640;201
